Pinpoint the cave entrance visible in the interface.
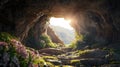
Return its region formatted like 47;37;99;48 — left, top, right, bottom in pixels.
48;17;75;45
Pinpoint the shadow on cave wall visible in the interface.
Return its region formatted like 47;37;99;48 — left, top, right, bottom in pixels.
0;0;120;49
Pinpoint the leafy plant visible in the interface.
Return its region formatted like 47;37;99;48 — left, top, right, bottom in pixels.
0;32;48;67
8;44;17;58
26;29;57;49
39;34;57;48
33;57;45;66
0;32;16;42
19;56;28;67
69;33;84;49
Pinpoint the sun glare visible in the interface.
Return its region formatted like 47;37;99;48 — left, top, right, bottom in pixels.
49;17;73;30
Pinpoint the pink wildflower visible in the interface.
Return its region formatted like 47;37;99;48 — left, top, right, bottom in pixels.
0;42;7;46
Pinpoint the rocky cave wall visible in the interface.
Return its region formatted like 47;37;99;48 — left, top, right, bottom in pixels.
0;0;120;49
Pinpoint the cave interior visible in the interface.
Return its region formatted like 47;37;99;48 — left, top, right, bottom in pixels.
0;0;120;66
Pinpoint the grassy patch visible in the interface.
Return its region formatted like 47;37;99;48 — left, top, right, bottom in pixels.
78;49;91;56
40;34;58;48
42;56;58;60
69;33;84;49
71;59;80;64
46;62;54;67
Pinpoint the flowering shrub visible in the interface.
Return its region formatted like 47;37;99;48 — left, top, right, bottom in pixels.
0;33;47;67
10;39;29;59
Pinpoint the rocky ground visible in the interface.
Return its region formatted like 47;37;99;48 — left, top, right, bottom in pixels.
38;47;120;67
0;40;120;67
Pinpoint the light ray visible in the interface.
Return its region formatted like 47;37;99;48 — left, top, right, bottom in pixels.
49;17;73;30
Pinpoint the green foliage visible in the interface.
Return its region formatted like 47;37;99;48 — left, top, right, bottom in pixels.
8;45;17;58
0;33;27;67
19;56;28;67
46;62;54;67
0;42;27;67
70;59;82;66
0;32;16;42
78;49;91;56
39;34;57;48
0;32;48;67
75;33;84;42
70;59;80;64
26;30;57;49
33;57;45;66
33;56;57;67
69;33;84;49
0;44;8;53
69;43;76;48
42;56;58;60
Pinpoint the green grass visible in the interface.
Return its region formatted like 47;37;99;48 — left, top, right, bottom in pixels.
70;59;80;64
42;56;58;60
78;49;92;56
46;62;54;67
39;34;57;48
33;57;46;66
69;33;84;49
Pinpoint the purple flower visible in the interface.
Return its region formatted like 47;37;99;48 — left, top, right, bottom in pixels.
10;39;29;58
0;42;8;50
0;42;7;46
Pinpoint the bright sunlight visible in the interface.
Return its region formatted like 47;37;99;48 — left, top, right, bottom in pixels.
49;17;73;30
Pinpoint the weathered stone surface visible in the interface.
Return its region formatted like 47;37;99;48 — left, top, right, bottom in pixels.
47;26;64;45
79;49;108;59
80;58;108;66
39;48;65;55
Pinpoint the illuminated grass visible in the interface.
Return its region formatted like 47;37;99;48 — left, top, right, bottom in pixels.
42;56;58;60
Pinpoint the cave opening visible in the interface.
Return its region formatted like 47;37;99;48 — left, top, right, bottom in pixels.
48;17;75;45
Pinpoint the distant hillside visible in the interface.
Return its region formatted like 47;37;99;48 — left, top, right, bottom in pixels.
50;25;75;44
